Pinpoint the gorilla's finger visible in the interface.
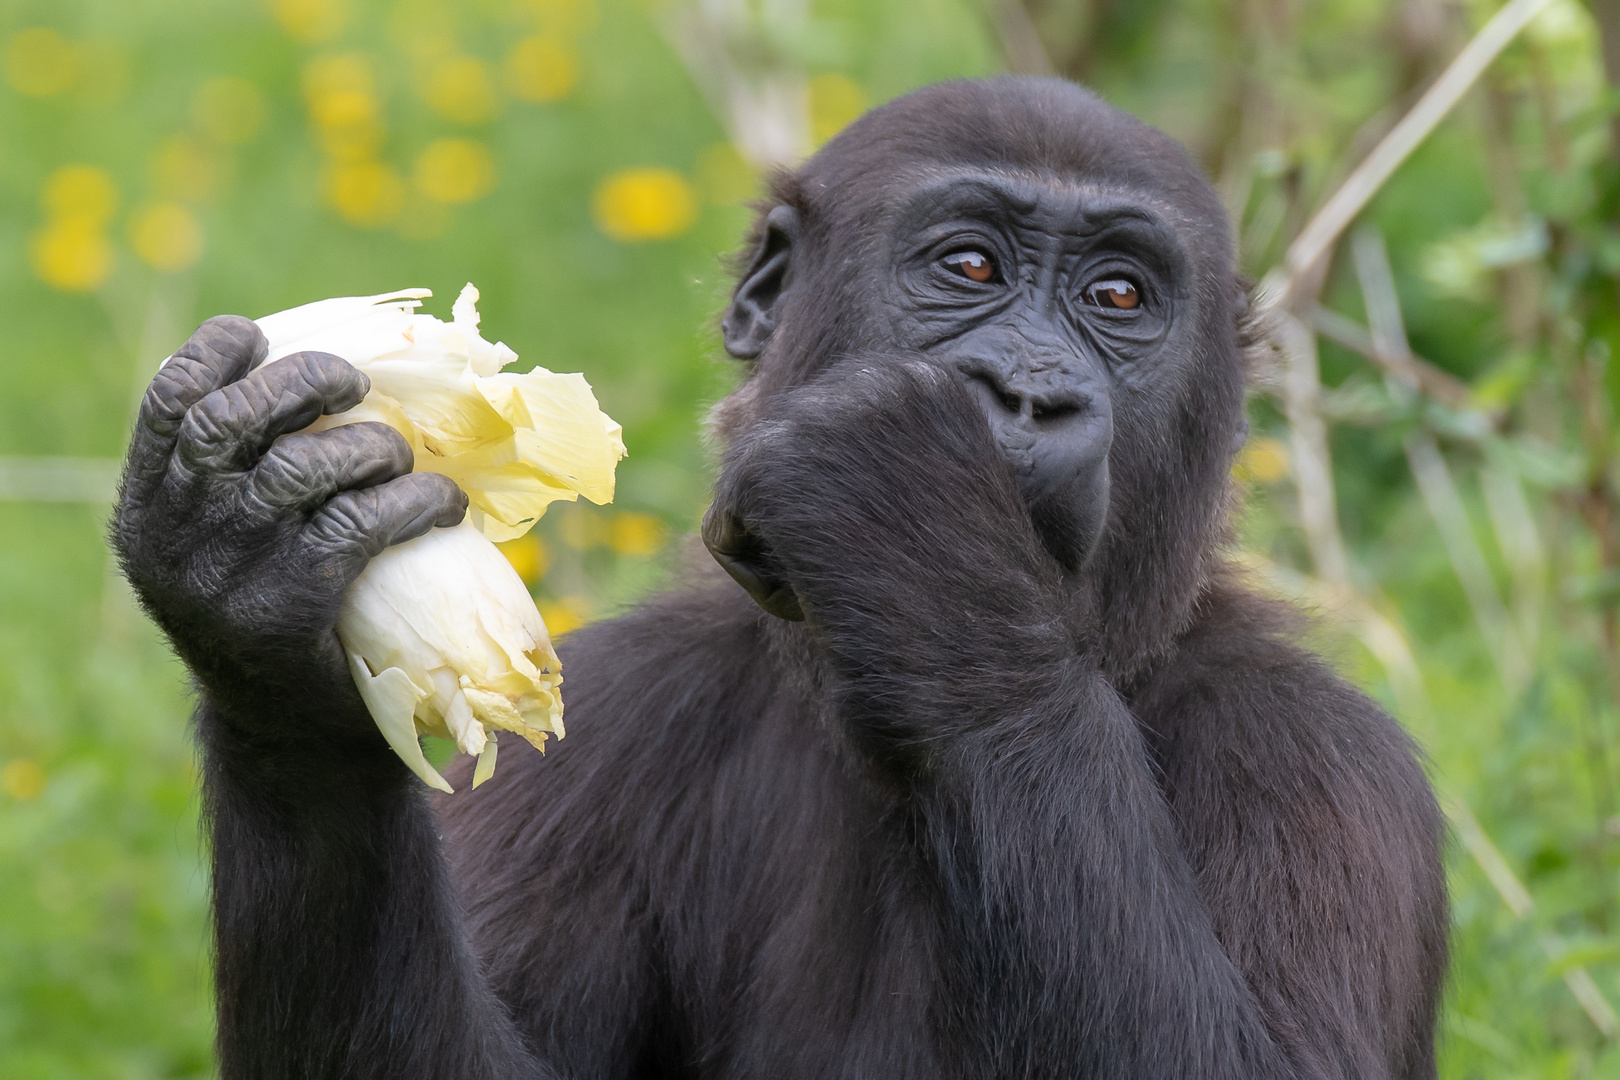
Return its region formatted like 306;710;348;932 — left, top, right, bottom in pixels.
123;316;268;508
250;422;414;515
303;472;468;585
175;351;370;476
701;501;805;621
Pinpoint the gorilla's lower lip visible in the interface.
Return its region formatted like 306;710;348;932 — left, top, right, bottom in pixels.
1029;460;1110;572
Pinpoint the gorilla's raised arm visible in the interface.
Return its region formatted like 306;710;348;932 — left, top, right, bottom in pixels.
112;318;554;1079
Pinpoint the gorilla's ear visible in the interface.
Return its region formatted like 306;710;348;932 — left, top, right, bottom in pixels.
722;205;800;360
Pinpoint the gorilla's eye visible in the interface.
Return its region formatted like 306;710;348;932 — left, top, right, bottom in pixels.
1085;278;1140;310
942;250;996;283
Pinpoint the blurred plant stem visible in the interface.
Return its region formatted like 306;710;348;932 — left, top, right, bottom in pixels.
1591;0;1620;147
981;0;1054;76
661;0;811;168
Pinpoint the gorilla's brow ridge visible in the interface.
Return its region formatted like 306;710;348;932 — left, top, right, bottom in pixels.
883;166;1190;242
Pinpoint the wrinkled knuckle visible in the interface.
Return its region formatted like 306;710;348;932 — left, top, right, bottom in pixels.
255;443;316;501
177;392;243;465
177;315;266;370
300;350;364;392
354;421;414;468
195;313;263;349
418;470;460;500
309;491;377;552
142;362;207;429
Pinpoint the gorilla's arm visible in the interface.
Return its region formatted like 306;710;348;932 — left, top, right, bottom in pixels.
709;360;1386;1078
113;318;560;1080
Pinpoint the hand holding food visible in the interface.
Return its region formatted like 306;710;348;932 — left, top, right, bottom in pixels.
253;285;625;790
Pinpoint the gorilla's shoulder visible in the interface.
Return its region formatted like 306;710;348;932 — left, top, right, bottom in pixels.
1137;576;1435;807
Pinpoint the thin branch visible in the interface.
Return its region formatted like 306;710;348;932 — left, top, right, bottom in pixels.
1350;227;1530;694
983;0;1056;76
1404;433;1532;694
1308;305;1487;420
1590;0;1620;151
1256;0;1557;311
1274;313;1351;585
659;1;810;169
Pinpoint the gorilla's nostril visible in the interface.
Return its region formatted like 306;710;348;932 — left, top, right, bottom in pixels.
967;372;1022;416
1031;399;1082;424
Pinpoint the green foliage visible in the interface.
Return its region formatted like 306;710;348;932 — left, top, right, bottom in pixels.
3;0;1620;1076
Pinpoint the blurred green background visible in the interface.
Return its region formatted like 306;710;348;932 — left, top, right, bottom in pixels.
1;0;1619;1075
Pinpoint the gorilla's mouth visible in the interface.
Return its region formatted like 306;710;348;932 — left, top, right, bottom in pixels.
1024;461;1110;573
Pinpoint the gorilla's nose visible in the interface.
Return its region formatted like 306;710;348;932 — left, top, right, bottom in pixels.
955;359;1112;570
960;363;1112;504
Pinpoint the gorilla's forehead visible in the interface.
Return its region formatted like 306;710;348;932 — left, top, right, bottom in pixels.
823;164;1217;275
800;78;1233;271
883;167;1187;242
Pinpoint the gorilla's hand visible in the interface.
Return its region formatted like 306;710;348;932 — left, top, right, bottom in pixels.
113;316;467;743
704;358;1070;666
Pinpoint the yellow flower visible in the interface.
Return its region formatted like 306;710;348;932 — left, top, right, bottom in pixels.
253;284;625;790
809;72;865;145
1234;436;1290;484
325;160;407;227
519;0;597;37
5;28;80;98
415;138;495;204
423;55;498;124
304;55;383;160
273;0;349;43
42;165;117;223
31;218;113;292
0;759;46;800
311;92;383;160
610;512;664;557
592;167;696;242
505;36;578;103
537;596;590;638
129;202;204;272
498;533;549;583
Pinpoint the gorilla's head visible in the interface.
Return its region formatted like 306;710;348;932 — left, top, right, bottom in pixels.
711;77;1250;677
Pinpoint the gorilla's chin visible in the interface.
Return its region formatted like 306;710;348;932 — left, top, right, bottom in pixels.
1027;461;1109;573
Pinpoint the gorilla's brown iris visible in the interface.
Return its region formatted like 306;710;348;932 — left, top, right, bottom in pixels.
943;250;994;282
1088;279;1139;309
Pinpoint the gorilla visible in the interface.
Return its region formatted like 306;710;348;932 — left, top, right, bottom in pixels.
114;78;1447;1079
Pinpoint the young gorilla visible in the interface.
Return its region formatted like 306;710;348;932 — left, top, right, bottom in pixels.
114;78;1447;1079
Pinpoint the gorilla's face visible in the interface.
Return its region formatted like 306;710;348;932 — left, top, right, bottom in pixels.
878;170;1189;570
720;162;1208;584
717;80;1243;664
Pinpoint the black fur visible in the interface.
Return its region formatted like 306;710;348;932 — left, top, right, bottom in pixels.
114;77;1446;1079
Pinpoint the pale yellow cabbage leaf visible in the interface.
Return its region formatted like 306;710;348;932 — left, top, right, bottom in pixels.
254;284;624;790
